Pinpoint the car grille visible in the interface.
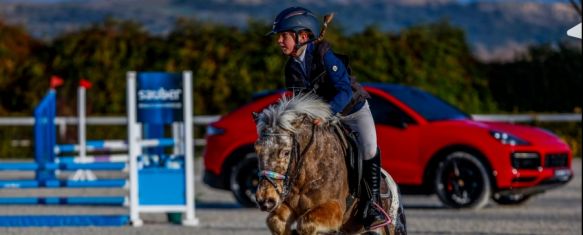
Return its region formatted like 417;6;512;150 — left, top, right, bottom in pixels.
511;152;540;169
545;153;568;167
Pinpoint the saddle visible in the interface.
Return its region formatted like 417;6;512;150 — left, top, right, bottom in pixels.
331;122;391;206
331;122;363;199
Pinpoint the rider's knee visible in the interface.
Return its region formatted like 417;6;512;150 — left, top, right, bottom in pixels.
362;145;377;160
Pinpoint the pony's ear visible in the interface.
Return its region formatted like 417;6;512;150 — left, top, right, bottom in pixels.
252;112;259;124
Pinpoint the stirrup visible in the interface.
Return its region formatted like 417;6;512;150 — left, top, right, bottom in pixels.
366;202;391;231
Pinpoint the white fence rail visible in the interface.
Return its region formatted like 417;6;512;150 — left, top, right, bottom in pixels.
0;113;579;126
0;116;221;126
0;114;580;147
0;116;221;147
471;113;582;122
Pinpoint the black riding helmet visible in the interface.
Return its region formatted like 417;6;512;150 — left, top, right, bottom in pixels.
266;7;321;48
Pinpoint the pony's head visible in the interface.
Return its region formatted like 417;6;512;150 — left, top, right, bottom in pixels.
253;93;331;212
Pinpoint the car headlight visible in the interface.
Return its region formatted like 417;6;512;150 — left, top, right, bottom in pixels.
489;130;529;146
206;124;225;136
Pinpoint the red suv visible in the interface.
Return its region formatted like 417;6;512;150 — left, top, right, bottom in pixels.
203;83;573;209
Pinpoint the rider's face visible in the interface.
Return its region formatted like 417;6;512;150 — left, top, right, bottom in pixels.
276;31;309;56
276;31;296;56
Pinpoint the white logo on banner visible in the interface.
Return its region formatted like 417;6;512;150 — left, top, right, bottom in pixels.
138;88;182;101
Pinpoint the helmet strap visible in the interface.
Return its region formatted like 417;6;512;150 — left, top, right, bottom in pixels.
291;31;311;57
291;32;303;57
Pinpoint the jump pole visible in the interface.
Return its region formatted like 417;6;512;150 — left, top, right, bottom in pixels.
70;79;96;181
183;71;197;226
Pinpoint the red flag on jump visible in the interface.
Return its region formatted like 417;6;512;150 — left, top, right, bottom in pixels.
79;78;92;89
50;75;64;89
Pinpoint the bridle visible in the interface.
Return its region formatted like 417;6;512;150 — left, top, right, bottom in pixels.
257;123;316;200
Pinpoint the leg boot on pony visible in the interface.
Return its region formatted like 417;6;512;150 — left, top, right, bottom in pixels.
362;149;390;230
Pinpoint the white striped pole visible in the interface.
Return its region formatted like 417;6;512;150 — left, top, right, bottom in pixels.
127;71;143;227
70;83;96;181
182;71;199;226
57;154;130;163
54;138;175;154
79;86;86;165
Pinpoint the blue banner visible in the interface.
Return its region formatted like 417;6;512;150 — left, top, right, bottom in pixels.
136;72;183;124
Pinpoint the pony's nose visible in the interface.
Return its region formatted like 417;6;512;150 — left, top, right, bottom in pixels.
258;198;277;212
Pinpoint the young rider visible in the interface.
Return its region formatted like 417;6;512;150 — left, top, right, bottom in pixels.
266;6;389;230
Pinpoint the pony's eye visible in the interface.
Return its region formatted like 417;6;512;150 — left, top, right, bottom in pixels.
282;150;291;157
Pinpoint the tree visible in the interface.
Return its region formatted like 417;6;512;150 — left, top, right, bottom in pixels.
485;43;582;112
47;18;165;115
0;21;47;115
339;21;497;113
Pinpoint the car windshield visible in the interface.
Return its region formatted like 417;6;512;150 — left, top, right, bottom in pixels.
368;83;471;121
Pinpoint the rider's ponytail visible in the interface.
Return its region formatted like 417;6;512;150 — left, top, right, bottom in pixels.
315;13;335;44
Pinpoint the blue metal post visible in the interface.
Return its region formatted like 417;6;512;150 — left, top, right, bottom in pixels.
33;90;57;181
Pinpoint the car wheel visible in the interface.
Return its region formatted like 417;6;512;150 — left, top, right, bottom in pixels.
229;152;259;208
434;151;491;209
492;193;532;205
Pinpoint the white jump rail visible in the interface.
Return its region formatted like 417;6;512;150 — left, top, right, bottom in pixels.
0;116;220;147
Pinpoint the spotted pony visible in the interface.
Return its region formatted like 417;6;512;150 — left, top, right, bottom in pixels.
254;93;406;235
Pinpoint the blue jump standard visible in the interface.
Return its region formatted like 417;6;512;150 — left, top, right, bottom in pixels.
0;179;127;189
0;196;126;206
0;215;129;227
0;162;126;171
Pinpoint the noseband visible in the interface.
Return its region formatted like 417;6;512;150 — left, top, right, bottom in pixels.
257;124;316;200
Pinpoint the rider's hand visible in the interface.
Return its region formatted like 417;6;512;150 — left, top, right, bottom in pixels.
313;118;324;126
314;113;341;126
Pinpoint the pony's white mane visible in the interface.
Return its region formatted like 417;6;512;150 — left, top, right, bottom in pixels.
257;93;331;135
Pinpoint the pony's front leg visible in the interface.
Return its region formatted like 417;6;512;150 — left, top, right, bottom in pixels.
267;203;296;235
297;201;344;235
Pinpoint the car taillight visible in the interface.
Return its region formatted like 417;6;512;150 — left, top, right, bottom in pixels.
206;124;225;136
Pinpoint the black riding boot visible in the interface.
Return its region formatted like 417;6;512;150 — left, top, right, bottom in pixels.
362;150;388;230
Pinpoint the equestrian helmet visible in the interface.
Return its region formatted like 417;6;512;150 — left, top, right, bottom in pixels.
266;6;320;40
